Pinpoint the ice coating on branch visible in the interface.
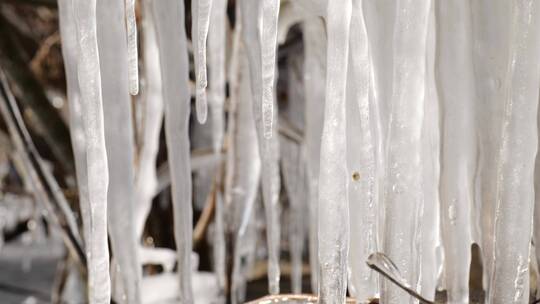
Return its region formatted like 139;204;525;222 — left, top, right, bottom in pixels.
261;0;280;139
435;1;477;303
489;2;540;303
317;0;352;303
96;0;141;302
72;0;111;302
240;0;282;294
125;0;138;95
134;0;164;238
152;0;194;301
192;0;213;123
381;0;430;303
346;0;378;300
301;17;326;291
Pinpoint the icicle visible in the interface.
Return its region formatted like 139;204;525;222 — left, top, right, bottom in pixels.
416;5;441;301
435;1;477;303
73;0;111;302
260;0;280;139
226;43;262;303
134;0;164;238
152;0;193;302
381;0;430;303
125;0;138;95
280;40;307;295
301;17;326;292
59;0;91;268
346;0;378;301
240;0;282;294
317;0;352;302
471;0;511;291
489;1;540;303
96;0;141;302
208;0;226;155
192;0;213;123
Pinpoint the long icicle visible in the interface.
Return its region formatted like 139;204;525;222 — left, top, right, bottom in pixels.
192;0;214;123
301;17;326;292
73;0;111;302
381;0;431;303
240;0;281;294
435;1;477;303
317;0;352;302
152;0;193;301
260;0;280;139
489;1;540;303
96;0;141;302
207;0;227;300
346;0;378;300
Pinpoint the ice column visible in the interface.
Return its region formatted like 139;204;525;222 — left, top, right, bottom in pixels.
152;0;193;302
435;1;477;303
73;0;111;302
240;0;282;294
489;1;540;303
317;0;352;303
301;17;326;291
381;0;430;303
346;0;378;300
417;5;441;301
96;1;141;302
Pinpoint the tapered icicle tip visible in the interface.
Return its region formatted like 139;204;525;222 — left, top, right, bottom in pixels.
196;88;208;123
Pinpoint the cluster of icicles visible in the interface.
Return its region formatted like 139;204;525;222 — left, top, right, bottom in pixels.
55;0;540;303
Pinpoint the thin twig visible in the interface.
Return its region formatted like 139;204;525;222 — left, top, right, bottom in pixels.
0;68;85;268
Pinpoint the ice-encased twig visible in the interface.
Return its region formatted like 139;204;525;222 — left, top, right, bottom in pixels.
134;0;164;238
125;0;138;95
240;0;281;295
489;2;540;303
73;0;111;302
435;1;477;303
96;0;141;302
152;0;193;302
317;0;352;303
381;0;430;303
260;0;280;139
192;0;213;123
346;0;378;300
300;17;326;291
